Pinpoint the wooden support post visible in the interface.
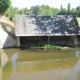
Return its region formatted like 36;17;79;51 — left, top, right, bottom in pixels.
48;36;50;43
17;36;20;47
74;36;78;46
71;36;78;46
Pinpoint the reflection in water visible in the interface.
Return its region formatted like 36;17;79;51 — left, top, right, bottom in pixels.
1;49;80;80
11;53;18;72
2;52;18;80
0;49;1;80
16;59;78;72
1;50;18;80
2;60;13;80
76;51;80;58
0;49;1;67
0;49;9;80
1;49;9;68
10;60;80;80
78;71;80;80
0;67;2;80
76;51;80;80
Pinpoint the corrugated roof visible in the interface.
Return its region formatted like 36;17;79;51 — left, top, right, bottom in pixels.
15;15;79;36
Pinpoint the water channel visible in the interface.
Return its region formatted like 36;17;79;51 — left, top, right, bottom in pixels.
0;48;80;80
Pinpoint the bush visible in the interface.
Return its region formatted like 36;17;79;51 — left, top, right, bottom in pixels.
53;46;62;50
20;43;62;50
44;44;52;49
44;44;62;50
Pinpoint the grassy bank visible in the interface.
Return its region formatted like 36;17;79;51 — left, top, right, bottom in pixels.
77;17;80;26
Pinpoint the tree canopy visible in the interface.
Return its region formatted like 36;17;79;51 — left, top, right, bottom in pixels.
0;0;11;15
30;5;44;15
5;3;80;21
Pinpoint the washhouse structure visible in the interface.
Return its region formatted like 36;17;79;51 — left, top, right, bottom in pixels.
15;15;79;47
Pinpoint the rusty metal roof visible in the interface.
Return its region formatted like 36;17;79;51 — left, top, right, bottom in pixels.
15;15;79;36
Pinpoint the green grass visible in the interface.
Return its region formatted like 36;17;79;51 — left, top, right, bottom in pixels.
77;17;80;26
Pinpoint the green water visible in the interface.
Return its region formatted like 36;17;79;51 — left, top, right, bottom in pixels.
1;48;80;80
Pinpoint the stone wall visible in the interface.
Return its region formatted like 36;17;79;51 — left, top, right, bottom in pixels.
1;22;15;38
0;25;16;48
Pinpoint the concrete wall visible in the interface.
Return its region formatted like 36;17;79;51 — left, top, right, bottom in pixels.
0;26;16;48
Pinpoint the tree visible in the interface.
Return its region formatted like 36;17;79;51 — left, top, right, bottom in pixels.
19;8;25;14
76;10;80;17
0;0;11;15
59;5;67;15
30;5;44;15
76;6;80;17
6;6;19;21
76;6;80;11
6;5;13;19
24;7;28;14
44;9;53;15
6;8;11;19
52;8;59;16
70;8;76;15
67;3;71;14
61;8;67;15
59;5;63;14
41;5;53;15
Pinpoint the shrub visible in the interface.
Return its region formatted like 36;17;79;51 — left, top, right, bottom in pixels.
44;44;62;50
44;44;52;49
20;43;62;50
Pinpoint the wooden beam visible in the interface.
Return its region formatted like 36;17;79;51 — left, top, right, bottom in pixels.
48;36;50;43
17;36;20;47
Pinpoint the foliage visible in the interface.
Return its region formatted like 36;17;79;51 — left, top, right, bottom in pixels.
76;6;80;11
59;5;67;15
43;44;62;50
0;0;11;15
76;10;80;17
44;44;52;49
24;7;28;14
67;3;71;14
59;5;63;14
20;43;62;50
20;42;43;49
44;8;53;15
6;6;18;20
41;5;53;15
4;3;80;20
52;8;59;16
30;5;44;15
70;8;76;15
76;6;80;17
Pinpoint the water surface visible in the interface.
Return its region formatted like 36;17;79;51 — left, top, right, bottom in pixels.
1;48;80;80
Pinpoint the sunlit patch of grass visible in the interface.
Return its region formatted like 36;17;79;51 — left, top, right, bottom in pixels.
0;16;15;28
77;17;80;26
